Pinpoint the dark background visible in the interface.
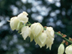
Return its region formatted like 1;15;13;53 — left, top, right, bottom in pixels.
0;0;72;54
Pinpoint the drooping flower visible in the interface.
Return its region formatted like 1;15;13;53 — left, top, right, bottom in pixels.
17;11;28;24
45;27;54;50
21;26;31;40
31;23;43;38
10;17;19;30
58;44;64;54
65;45;72;54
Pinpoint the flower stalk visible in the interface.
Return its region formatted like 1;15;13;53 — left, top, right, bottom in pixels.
55;32;72;44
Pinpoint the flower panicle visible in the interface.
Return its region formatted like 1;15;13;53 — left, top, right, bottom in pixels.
9;11;72;53
9;11;55;50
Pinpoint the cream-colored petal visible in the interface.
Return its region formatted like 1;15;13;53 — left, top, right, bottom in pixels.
21;26;31;40
29;33;34;42
38;32;47;45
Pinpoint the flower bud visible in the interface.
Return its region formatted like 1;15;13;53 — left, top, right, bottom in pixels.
35;32;47;48
65;45;72;54
31;23;43;38
21;26;31;40
10;17;19;30
17;11;28;24
58;44;64;54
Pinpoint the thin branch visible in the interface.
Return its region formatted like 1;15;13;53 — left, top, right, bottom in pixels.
55;32;72;44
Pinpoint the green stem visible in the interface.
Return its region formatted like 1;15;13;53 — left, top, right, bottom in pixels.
28;22;31;25
55;32;72;44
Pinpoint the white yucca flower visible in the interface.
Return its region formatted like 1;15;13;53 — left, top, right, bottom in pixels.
35;32;47;48
58;44;64;54
45;27;54;50
31;23;43;38
21;26;31;40
65;45;72;54
17;11;28;24
10;17;19;30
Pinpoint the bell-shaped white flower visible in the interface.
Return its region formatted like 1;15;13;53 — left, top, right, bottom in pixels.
10;17;19;30
45;27;54;38
31;23;43;38
45;27;54;50
65;45;72;54
17;11;28;24
58;44;64;54
21;26;31;40
35;32;47;48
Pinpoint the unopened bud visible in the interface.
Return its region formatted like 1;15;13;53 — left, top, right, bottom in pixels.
65;45;72;54
58;44;64;54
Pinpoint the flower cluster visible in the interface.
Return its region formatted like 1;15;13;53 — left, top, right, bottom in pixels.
9;11;54;50
30;23;54;50
10;12;28;30
58;44;72;54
